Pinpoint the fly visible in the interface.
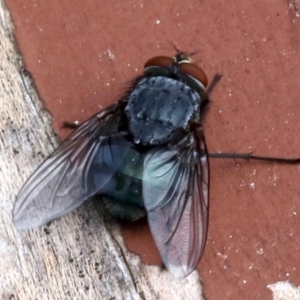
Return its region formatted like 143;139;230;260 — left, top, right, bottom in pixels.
12;52;300;278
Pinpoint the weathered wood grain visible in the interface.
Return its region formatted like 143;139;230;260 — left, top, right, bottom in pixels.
0;1;204;299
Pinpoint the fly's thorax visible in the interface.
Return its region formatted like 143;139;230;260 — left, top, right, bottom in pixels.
125;76;201;146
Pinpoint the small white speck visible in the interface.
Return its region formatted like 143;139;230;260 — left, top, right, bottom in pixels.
217;252;228;259
249;182;255;189
229;235;233;238
246;57;250;61
155;19;161;24
107;49;115;60
257;248;264;254
293;212;297;215
286;273;290;276
243;280;247;284
240;182;246;187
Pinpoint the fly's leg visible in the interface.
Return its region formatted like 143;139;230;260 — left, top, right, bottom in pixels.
62;121;80;129
204;74;223;100
209;152;300;164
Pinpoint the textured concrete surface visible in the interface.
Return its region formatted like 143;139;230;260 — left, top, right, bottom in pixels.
5;0;300;299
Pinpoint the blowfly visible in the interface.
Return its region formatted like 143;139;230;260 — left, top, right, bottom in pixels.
13;52;300;278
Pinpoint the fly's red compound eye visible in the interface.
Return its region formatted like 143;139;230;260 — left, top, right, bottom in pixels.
179;63;208;88
144;56;174;69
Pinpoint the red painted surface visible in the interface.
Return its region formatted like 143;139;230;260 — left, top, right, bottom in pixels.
5;0;300;298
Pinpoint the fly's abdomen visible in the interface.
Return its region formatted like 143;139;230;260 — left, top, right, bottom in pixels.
125;76;200;145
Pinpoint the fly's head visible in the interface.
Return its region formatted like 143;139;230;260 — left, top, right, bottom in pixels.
143;53;208;95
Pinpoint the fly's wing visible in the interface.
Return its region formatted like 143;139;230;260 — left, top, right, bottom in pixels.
143;135;209;278
13;102;127;230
